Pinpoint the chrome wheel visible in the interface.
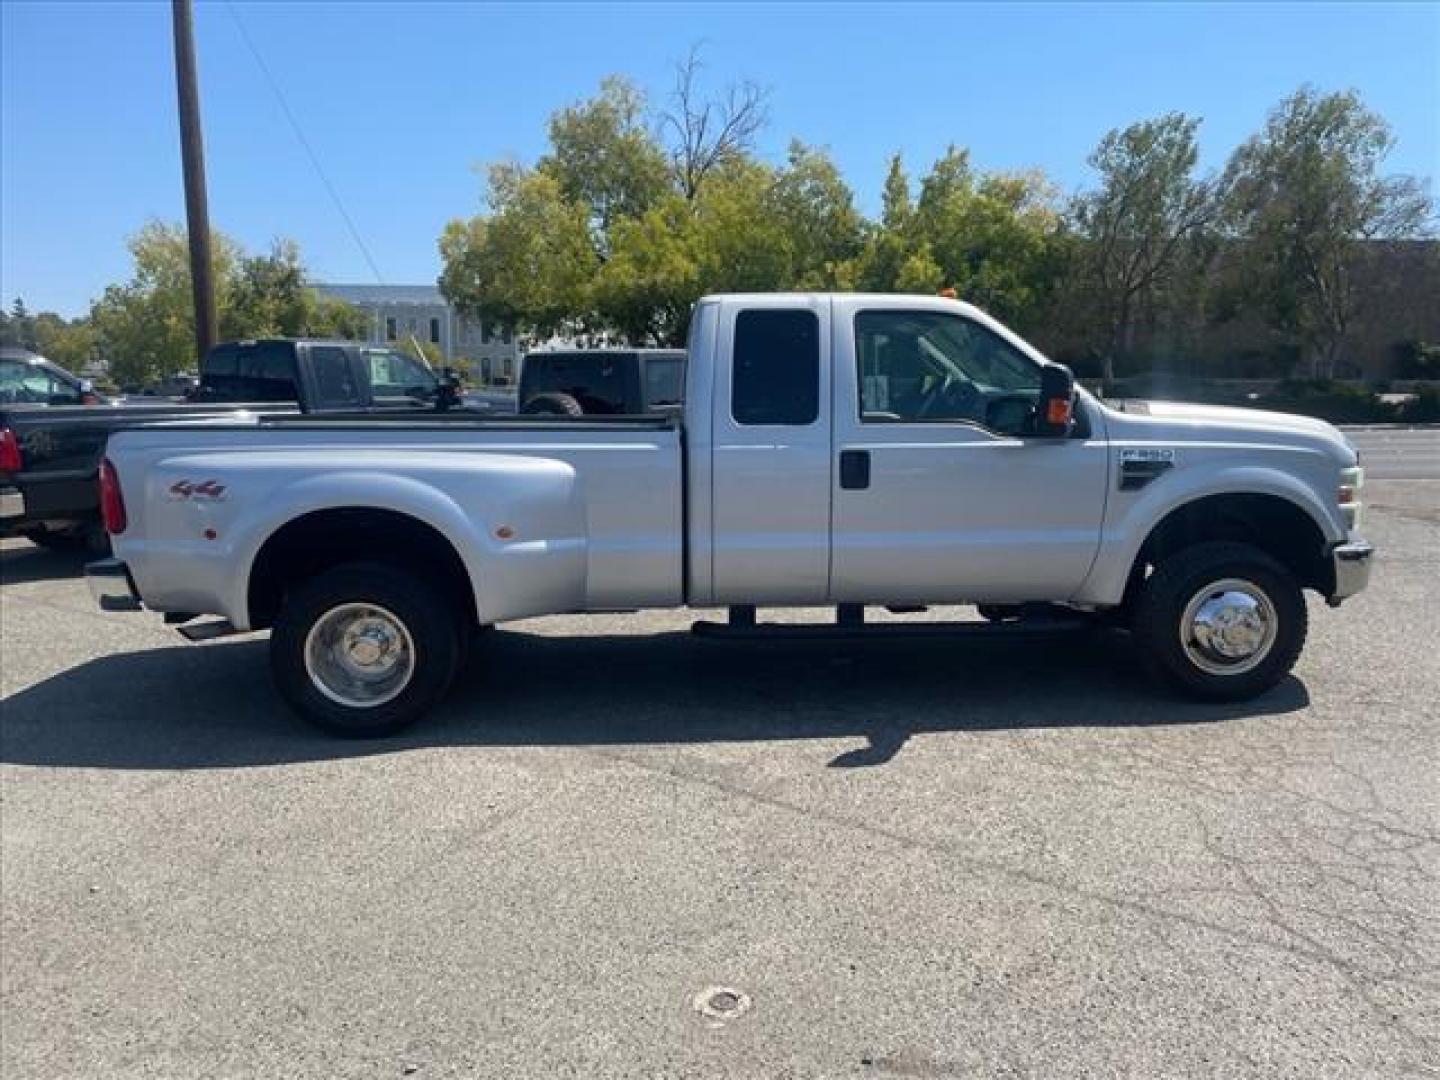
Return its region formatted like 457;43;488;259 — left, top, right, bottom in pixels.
1179;578;1278;676
303;602;416;708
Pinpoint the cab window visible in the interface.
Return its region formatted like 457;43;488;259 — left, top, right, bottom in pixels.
732;309;819;426
363;348;437;400
643;355;684;408
855;310;1041;434
0;359;81;405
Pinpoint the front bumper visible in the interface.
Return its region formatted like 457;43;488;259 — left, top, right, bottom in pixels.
86;557;143;612
1328;540;1374;606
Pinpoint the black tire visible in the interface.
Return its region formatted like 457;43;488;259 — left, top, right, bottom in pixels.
269;561;463;737
1131;541;1307;702
521;391;584;417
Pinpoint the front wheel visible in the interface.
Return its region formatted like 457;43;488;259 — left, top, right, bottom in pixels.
1131;541;1307;702
270;561;463;737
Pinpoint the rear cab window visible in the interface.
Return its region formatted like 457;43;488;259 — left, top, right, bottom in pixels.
732;310;820;426
642;354;685;408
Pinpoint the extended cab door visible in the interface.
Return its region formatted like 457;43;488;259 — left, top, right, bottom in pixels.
828;298;1108;604
707;296;833;604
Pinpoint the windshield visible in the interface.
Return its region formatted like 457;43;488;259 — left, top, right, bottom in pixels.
362;348;438;399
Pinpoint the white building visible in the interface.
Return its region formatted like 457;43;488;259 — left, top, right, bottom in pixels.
314;284;521;385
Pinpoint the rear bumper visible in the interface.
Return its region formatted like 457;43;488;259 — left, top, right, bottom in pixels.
0;485;23;522
86;557;143;612
1328;540;1374;605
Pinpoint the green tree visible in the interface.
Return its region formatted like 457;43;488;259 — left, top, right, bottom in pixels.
910;147;1066;327
537;76;671;251
89;221;363;386
90;222;240;385
592;195;700;344
226;239;367;341
1072;112;1218;387
32;312;98;371
772;141;865;288
1223;87;1433;377
858;155;923;291
439;167;599;336
690;160;794;294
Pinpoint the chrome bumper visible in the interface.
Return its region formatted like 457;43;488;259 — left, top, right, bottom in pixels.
1328;540;1374;606
0;486;24;521
86;557;143;612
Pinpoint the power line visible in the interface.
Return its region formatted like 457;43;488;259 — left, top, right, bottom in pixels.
223;1;385;284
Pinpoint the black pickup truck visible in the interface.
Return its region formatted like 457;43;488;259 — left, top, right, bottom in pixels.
2;339;456;551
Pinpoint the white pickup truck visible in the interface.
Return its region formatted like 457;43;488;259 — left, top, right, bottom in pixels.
87;293;1373;736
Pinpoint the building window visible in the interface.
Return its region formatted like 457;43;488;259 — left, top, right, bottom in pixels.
429;317;441;344
385;317;397;342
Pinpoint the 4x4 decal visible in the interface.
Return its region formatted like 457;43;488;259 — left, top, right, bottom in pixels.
167;479;227;501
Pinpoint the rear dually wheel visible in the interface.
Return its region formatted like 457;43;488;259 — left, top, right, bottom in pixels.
270;561;463;737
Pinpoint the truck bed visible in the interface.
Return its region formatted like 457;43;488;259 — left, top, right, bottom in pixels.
104;415;686;623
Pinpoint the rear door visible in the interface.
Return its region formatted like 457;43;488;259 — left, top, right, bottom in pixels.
709;297;833;604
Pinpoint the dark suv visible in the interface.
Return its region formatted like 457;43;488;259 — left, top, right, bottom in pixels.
518;349;685;416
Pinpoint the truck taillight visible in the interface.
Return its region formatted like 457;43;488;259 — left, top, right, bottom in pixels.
98;457;127;534
0;427;21;473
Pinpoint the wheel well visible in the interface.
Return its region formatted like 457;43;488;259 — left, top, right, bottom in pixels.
1129;493;1333;601
247;508;477;631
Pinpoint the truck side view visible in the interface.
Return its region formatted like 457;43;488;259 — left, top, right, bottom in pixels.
87;293;1373;736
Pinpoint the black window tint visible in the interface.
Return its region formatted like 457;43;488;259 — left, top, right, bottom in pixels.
732;309;819;426
643;356;684;407
203;344;239;378
524;354;627;413
241;342;297;401
310;346;358;405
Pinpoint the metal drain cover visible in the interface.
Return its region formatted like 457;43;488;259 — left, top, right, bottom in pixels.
693;986;752;1021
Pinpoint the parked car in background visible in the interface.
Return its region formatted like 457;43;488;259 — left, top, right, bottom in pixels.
124;372;200;401
1;339;481;551
518;348;685;415
0;346;105;406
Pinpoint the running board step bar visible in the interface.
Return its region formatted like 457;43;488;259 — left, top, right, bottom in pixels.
176;618;243;642
692;607;1090;641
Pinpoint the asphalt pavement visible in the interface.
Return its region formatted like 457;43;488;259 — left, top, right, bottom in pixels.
2;478;1437;1078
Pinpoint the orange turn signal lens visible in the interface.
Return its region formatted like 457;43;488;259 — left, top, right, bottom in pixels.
1046;398;1072;425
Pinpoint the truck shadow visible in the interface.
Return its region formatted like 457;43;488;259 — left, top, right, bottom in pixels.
0;541;91;585
0;625;1310;772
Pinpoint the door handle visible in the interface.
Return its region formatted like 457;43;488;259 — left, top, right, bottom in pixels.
839;449;870;490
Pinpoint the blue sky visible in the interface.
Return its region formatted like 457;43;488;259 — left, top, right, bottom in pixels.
3;1;1437;317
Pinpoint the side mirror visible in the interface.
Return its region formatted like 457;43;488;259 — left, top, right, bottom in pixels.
1035;363;1076;437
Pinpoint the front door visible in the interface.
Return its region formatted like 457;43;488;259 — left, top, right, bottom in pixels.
829;302;1108;605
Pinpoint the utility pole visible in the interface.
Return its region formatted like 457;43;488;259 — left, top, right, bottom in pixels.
172;0;218;358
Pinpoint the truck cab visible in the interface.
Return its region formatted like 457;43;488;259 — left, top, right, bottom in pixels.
686;294;1103;606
